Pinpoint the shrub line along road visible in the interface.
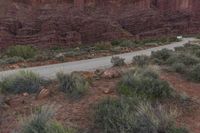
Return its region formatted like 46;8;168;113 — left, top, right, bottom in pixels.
0;38;197;80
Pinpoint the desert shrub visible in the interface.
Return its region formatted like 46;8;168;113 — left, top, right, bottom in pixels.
94;98;185;133
0;71;45;94
94;42;112;50
6;45;37;59
166;53;199;66
0;56;24;65
46;122;76;133
57;72;88;98
151;49;173;64
111;40;121;46
188;64;200;82
111;56;125;67
194;49;200;58
143;37;179;44
118;68;172;100
171;63;187;74
167;127;189;133
94;97;138;133
111;39;139;47
19;105;75;133
175;44;200;54
174;46;186;52
132;55;150;67
134;103;185;133
111;37;178;48
120;40;138;47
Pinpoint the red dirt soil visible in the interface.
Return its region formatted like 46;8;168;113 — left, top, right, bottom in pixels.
0;78;119;133
161;72;200;133
1;71;200;133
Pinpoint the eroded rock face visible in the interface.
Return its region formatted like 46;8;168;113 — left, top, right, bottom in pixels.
0;0;200;49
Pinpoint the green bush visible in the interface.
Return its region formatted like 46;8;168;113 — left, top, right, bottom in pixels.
57;72;88;98
6;45;37;59
166;53;199;66
171;63;187;74
188;64;200;82
94;97;138;133
151;49;173;64
19;105;75;133
111;40;121;46
134;103;185;133
175;44;200;55
132;55;149;67
120;40;138;47
111;56;125;67
0;71;45;94
94;98;186;133
46;122;76;133
0;56;24;65
194;49;200;58
142;37;179;44
118;68;172;100
167;127;189;133
94;42;112;50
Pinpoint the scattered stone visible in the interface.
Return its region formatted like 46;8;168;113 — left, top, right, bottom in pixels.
37;88;50;100
81;71;95;80
9;64;20;69
102;68;121;79
55;53;65;61
22;92;29;97
103;88;113;94
75;47;80;50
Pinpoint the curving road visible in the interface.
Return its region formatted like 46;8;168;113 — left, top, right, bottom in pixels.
0;38;196;80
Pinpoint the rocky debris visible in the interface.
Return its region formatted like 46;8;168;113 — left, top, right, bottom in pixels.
102;68;121;79
102;88;113;94
55;53;66;61
36;88;50;100
22;92;29;97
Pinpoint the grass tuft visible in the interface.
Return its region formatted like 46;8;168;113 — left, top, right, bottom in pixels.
6;45;37;59
0;71;46;94
111;56;125;67
118;68;172;100
57;72;89;98
19;105;75;133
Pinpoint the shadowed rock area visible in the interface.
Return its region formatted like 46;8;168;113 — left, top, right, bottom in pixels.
0;0;200;49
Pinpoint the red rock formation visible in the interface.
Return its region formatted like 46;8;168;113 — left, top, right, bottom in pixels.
0;0;200;49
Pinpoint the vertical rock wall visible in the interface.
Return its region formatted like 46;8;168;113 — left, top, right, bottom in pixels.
0;0;200;49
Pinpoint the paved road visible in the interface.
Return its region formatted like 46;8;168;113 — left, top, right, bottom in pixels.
0;38;196;80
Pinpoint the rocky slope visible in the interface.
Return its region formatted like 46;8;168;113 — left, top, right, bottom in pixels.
0;0;200;49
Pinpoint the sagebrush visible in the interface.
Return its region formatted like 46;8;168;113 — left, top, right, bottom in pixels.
94;97;187;133
19;105;75;133
57;72;88;98
118;68;172;100
0;71;46;94
6;45;37;59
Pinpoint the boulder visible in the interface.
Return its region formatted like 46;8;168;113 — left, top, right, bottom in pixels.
102;68;121;79
37;88;50;100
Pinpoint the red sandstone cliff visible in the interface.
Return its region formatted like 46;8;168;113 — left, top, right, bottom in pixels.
0;0;200;49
